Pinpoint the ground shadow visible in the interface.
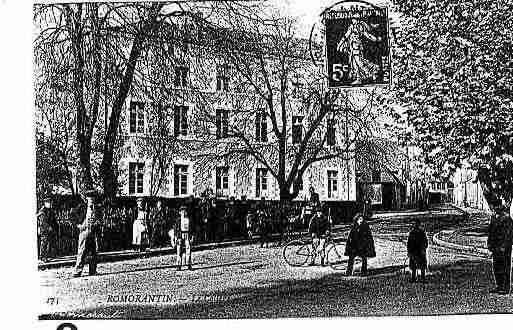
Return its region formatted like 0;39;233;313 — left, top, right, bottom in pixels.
40;257;511;320
93;260;259;277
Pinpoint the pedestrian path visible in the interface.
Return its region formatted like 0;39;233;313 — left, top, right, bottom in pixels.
39;204;468;270
432;206;491;258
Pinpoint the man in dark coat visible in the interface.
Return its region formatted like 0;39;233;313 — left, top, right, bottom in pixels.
345;212;376;276
73;190;100;277
37;197;59;262
407;219;429;283
207;198;220;242
149;200;166;248
487;202;513;294
308;207;331;266
257;198;271;248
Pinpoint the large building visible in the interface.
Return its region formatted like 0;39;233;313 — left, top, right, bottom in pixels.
114;18;357;202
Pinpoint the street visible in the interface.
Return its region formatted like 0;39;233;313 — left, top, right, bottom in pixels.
39;215;513;319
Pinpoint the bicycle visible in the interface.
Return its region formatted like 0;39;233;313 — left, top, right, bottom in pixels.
283;234;357;270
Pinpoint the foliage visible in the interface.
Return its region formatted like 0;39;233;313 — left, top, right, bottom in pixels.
394;0;513;203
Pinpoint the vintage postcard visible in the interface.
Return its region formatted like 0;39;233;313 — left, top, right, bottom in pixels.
26;0;513;328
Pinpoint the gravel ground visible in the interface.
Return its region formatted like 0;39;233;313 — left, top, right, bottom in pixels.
39;215;513;319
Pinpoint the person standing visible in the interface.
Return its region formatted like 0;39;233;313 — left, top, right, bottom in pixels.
345;213;376;276
132;197;148;252
308;207;331;266
176;205;194;270
246;206;256;240
226;197;236;239
73;190;100;277
150;200;166;248
407;219;429;283
363;198;373;220
206;198;218;242
37;197;59;262
303;187;320;228
257;198;271;248
487;202;513;294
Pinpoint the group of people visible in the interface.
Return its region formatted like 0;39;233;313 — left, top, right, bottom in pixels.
37;187;512;294
300;203;429;281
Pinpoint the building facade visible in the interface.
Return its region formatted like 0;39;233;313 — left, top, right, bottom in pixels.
114;20;357;202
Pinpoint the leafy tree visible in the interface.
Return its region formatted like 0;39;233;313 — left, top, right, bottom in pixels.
394;0;513;206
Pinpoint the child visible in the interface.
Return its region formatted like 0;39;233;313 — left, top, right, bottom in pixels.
407;219;428;283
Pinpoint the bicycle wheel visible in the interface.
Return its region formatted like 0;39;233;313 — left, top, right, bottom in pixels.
326;243;347;270
283;240;311;267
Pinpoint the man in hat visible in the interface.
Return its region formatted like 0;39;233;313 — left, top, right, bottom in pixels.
73;190;100;277
407;218;429;283
308;206;331;266
487;201;513;294
149;199;165;248
37;196;59;262
176;205;193;270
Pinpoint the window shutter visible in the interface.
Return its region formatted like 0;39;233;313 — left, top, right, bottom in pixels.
129;102;137;133
216;168;221;190
223;110;228;137
174;165;179;196
216;110;221;139
174;106;180;137
182;106;188;135
255;112;261;141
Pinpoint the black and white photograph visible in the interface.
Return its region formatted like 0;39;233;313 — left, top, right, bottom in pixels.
4;0;513;327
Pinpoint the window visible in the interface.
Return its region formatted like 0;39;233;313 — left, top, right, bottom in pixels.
173;105;188;137
174;165;189;196
328;170;338;199
216;109;229;139
129;162;144;194
255;111;267;142
327;119;336;146
372;170;381;182
129;101;145;134
174;66;188;87
216;64;230;91
292;116;303;144
255;168;268;198
215;166;229;197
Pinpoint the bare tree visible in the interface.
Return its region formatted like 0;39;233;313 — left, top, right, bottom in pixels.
34;1;261;198
181;11;391;201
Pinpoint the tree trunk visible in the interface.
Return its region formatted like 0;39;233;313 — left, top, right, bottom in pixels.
100;3;163;198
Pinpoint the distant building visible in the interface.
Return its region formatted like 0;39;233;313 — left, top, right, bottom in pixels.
451;167;490;211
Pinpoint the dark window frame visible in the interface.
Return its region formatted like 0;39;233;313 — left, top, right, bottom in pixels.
173;105;189;137
129;162;145;194
174;164;189;196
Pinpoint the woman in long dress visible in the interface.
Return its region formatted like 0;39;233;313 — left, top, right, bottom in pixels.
133;198;148;252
